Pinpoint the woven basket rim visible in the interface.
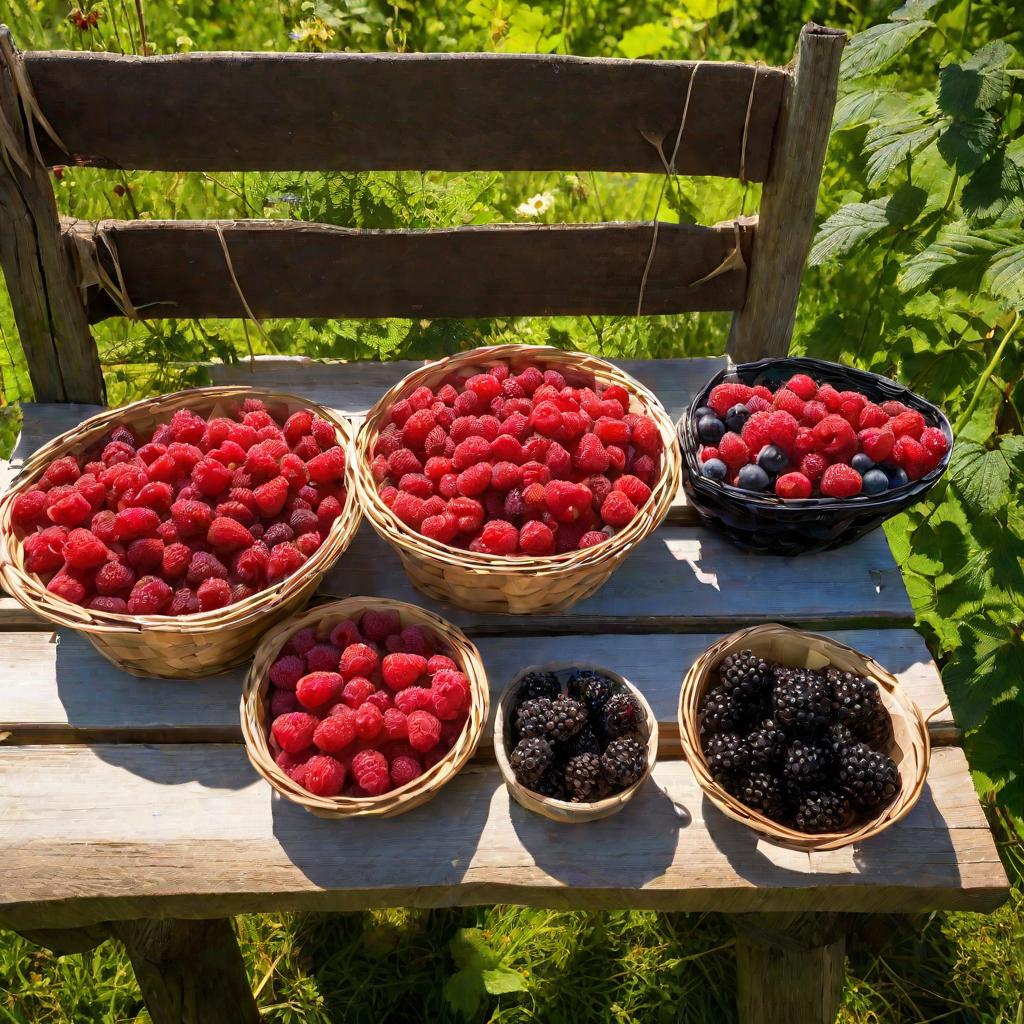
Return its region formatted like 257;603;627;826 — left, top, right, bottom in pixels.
354;344;682;576
241;596;489;818
680;356;953;511
493;660;659;822
0;385;361;636
678;623;931;851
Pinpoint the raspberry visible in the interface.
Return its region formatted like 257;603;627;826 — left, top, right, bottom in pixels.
262;523;295;549
632;416;662;455
530;401;564;437
47;570;87;604
233;544;268;585
283;410;314;445
585;475;611;506
126;537;164;573
63;528;109;569
479;519;518;554
600;491;638;528
401;408;436;450
453;436;491;471
499;411;530;441
254;476;289;517
269;654;305;690
382;707;409;740
820;463;863;498
271;689;300;718
390;754;423;788
169;588;201;615
455;463;491;497
127;575;173;614
519;519;555;555
893;436;929;479
431;670;470;719
775;472;813;499
521;461;551;489
91;510;119;545
197;576;231;610
266;542;306;584
383;652;428;690
272;711;318;754
394;686;433;715
88;596;128;614
296;671;343;709
289;628;318;657
114;507;159;540
740;411;773;454
858;403;889;429
801;401;828;426
307;447;346;484
398;625;430;657
594;416;630;447
96;560;135;595
169;409;205;444
364;689;394;712
316;496;343;533
191;458;232;497
920;426;949;459
421;512;459;543
568;433;605;474
341;676;376;708
329;619;361;649
813;415;857;460
42;455;81;486
306;642;341;672
708;382;754;417
46;490;92;527
186;550;227;586
578;530;608;548
407;710;443;753
891;410;925;439
765;411;800;453
171;499;213;537
391;491;426;527
243;442;279;481
11;489;48;527
772;388;806;418
207;516;254;552
217;500;256;526
859;427;894;463
544;480;591;523
339;642;378;680
314;709;357;753
355;703;384;741
351;749;390;795
798;452;829;484
614;475;652;506
718;432;750;471
302;755;346;796
786;374;818;401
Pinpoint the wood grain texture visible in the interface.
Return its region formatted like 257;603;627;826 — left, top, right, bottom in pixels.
0;745;1007;930
728;24;846;362
0;630;955;744
67;219;756;321
25;50;785;178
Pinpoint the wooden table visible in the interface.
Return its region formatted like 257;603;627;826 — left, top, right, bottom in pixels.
0;358;1009;1024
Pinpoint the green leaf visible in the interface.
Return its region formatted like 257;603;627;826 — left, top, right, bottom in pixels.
983;243;1024;306
949;440;1011;516
889;0;954;21
938;111;999;173
961;147;1024;222
443;970;483;1017
832;88;883;130
809;187;926;265
450;928;500;971
841;20;933;80
482;967;527;995
863;117;940;185
898;222;1014;293
1000;435;1024;475
937;41;1014;119
617;21;675;58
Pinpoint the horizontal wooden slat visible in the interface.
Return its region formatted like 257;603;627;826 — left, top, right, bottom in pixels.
28;50;786;178
0;629;956;746
0;745;1006;930
70;219;755;321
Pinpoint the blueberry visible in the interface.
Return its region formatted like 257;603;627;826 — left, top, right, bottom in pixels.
862;468;890;495
885;465;910;488
756;444;789;474
701;458;728;481
737;464;770;492
851;453;875;474
694;406;715;421
724;403;750;432
697;415;726;445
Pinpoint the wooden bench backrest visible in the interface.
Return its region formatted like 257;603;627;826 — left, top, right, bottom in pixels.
0;24;845;404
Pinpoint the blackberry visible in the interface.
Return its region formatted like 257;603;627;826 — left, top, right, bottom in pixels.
717;649;772;702
508;737;554;787
601;736;647;789
562;725;601;761
565;753;606;802
772;666;832;733
534;765;568;801
515;697;554;739
730;771;789;822
515;670;562;706
703;731;751;782
699;684;746;735
828;669;892;748
794;788;854;833
516;696;586;743
783;738;832;787
827;721;855;754
745;719;787;769
837;742;900;809
602;692;643;739
567;669;617;714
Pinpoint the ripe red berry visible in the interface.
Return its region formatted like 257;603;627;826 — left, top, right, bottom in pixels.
269;654;305;690
785;374;818;401
272;711;318;754
813;415;857;460
820;464;863;498
303;755;346;796
775;472;813;499
62;527;109;569
708;382;753;417
600;491;638;527
207;516;254;552
127;575;173;614
296;671;343;709
718;432;750;471
197;576;231;610
382;652;428;690
314;709;357;753
407;710;443;752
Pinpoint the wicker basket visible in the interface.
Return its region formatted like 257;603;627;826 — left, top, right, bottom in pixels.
679;624;930;850
494;661;659;824
0;386;361;678
355;344;681;614
241;596;489;818
679;356;953;555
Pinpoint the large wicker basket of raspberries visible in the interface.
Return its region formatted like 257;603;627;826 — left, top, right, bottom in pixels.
0;387;361;678
679;356;953;554
494;662;658;824
241;597;489;818
355;344;681;614
679;624;930;850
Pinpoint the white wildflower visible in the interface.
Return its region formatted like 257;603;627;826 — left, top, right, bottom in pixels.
515;192;555;218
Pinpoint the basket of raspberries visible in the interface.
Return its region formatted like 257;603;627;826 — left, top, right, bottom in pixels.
242;597;489;818
355;344;681;614
679;624;930;850
0;387;361;678
494;663;658;823
679;356;952;554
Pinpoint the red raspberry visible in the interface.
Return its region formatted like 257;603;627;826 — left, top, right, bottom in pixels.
90;510;119;545
798;452;829;484
486;462;519;492
351;749;390;795
216;500;256;527
205;516;253;552
46;490;92;527
306;643;341;673
301;755;345;796
708;382;754;417
283;410;313;445
544;480;591;523
775;472;813;499
394;686;433;714
254;476;289;518
530;401;564;438
586;475;612;506
479;519;518;554
766;411;800;452
891;410;925;439
632;416;662;455
295;532;320;557
96;560;135;595
802;401;828;425
390;754;423;788
431;670;469;720
837;391;867;426
274;748;310;784
316;496;343;533
401;409;437;451
113;507;159;540
879;400;908;417
570;433;607;474
62;528;109;569
197;577;231;610
786;374;818;401
288;627;318;657
11;489;48;527
269;654;305;690
421;512;459;543
920;426;949;459
169;499;212;537
383;652;428;690
772;389;806;419
813;384;840;412
271;689;299;718
341;677;376;708
314;709;357;753
425;655;456;676
191;458;232;497
820;464;863;498
465;373;500;401
307;447;346;485
452;436;490;471
519;520;555;555
310;417;336;448
167;409;204;443
273;711;318;754
361;609;401;642
340;642;379;679
355;703;384;741
126;537;164;573
858;403;889;429
859;427;894;463
127;575;173;614
328;619;361;649
614;475;652;506
88;595;128;614
594;416;630;447
391;492;426;527
390;399;414;427
456;463;491;497
47;571;87;605
522;461;551;489
600;491;638;528
398;625;430;657
279;453;308;490
740;411;773;454
262;524;295;550
893;436;929;479
266;542;306;584
718;432;750;471
243;441;279;481
168;587;201;615
364;689;393;713
407;710;442;753
296;671;343;709
21;527;65;576
578;531;608;549
186;550;227;586
382;707;409;741
42;455;81;486
233;544;269;585
813;415;857;460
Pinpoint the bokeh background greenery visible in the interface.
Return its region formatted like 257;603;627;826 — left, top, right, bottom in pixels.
1;0;1022;1020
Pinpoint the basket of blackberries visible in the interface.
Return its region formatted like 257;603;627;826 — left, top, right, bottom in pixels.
679;624;930;850
494;663;658;823
678;356;952;554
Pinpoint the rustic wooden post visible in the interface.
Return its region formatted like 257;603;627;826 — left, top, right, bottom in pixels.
0;25;104;404
727;23;846;363
732;913;849;1024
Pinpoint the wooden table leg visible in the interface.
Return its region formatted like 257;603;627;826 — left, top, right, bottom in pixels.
732;913;849;1024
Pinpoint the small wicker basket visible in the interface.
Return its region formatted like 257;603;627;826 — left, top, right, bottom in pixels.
678;623;930;850
355;344;681;615
0;386;361;679
494;661;659;824
241;596;489;818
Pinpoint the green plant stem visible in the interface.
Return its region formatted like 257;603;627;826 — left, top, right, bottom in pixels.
940;170;960;214
955;311;1022;434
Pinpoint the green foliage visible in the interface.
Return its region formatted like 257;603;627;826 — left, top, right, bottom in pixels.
442;927;525;1018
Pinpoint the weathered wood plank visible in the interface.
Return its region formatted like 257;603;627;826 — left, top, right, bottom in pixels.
25;50;785;178
68;219;755;322
0;630;956;745
0;745;1007;930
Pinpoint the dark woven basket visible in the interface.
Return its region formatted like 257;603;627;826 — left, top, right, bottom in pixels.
678;357;953;555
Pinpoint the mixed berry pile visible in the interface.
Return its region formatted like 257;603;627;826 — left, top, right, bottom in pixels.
695;374;949;498
371;363;664;556
699;650;899;834
267;609;471;798
507;668;650;802
9;398;348;616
